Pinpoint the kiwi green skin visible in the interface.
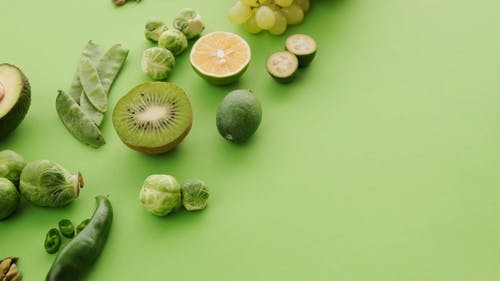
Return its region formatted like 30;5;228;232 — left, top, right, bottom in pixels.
191;62;249;86
0;64;31;139
123;122;192;154
216;89;262;143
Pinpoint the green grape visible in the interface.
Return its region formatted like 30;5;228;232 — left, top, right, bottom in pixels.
244;12;262;33
229;1;253;24
275;0;293;8
258;0;271;4
241;0;259;7
255;5;276;30
294;0;310;12
281;3;304;25
268;10;287;35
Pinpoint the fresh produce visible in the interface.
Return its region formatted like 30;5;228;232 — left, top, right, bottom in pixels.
285;33;317;67
113;0;141;6
190;31;251;85
45;196;113;281
228;0;310;35
181;179;209;211
112;82;193;154
141;47;176;80
158;29;188;56
0;64;31;139
266;51;299;83
0;257;22;281
19;160;83;207
139;174;181;216
144;18;168;42
58;219;75;238
76;218;90;233
0;150;26;187
216;89;262;142
0;178;20;220
57;41;128;147
172;8;205;39
44;228;62;254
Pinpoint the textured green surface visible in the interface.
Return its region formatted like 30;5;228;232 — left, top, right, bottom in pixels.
1;0;500;280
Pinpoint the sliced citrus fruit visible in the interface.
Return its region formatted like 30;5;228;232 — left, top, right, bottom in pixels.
190;31;251;86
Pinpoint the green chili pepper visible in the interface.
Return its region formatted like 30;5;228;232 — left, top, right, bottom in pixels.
58;219;75;238
76;218;90;233
45;196;113;281
44;228;62;254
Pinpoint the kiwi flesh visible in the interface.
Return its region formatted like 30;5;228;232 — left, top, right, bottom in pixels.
112;82;192;154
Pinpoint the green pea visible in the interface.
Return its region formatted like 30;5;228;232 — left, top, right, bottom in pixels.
79;58;107;113
44;228;61;254
58;219;75;238
55;90;105;148
76;218;90;233
68;41;103;102
97;44;129;94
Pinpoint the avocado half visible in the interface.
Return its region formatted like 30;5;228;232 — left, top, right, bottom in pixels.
0;64;31;138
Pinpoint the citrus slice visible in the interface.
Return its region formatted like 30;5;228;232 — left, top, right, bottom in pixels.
190;31;251;86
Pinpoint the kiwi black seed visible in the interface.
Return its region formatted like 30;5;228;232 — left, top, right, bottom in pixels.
112;82;193;154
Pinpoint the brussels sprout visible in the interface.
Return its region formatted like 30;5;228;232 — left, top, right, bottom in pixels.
19;160;83;207
158;29;188;56
141;47;176;80
139;174;181;216
0;150;27;187
0;178;20;220
181;178;209;211
173;8;205;39
144;17;168;42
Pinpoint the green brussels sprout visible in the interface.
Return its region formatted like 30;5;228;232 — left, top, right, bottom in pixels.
19;160;83;207
141;47;176;80
158;29;188;56
0;150;27;187
139;174;181;216
144;17;168;42
173;8;205;39
181;178;209;211
0;178;20;220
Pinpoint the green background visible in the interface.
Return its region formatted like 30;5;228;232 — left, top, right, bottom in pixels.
1;0;500;280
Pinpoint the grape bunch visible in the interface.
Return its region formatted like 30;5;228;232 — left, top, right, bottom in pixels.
228;0;310;35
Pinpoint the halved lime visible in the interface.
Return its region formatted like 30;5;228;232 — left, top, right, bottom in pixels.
285;34;317;67
266;51;298;83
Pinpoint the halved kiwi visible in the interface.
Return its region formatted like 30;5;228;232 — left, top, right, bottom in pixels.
112;82;192;154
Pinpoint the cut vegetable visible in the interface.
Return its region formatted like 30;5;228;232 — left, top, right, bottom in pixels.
266;51;298;83
285;34;317;67
190;31;251;85
0;64;31;138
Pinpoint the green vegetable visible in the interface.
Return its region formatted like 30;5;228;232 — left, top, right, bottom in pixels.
0;178;20;220
144;18;168;42
45;228;62;254
19;159;83;207
80;58;107;113
0;150;27;187
56;89;105;148
76;218;90;233
173;8;205;39
58;219;75;238
139;174;181;216
46;196;113;281
141;47;175;80
68;41;103;102
158;29;188;56
181;178;209;211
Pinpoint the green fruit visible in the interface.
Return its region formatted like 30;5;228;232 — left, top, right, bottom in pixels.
0;178;20;220
216;89;262;143
0;64;31;138
112;82;193;154
285;34;317;67
266;51;299;83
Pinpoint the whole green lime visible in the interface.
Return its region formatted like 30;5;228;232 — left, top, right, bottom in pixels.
216;89;262;143
0;178;20;220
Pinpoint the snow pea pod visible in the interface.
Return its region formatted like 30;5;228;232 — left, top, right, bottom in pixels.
56;90;105;148
80;87;104;125
80;58;107;113
97;44;129;94
68;41;103;102
45;196;113;281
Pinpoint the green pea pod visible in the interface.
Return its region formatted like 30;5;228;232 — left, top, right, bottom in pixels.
80;58;107;113
76;218;90;233
58;219;75;238
97;44;129;94
80;92;104;126
45;228;62;254
68;41;103;102
46;196;113;281
56;90;105;148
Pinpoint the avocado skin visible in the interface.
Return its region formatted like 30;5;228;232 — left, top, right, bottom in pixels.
0;64;31;139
